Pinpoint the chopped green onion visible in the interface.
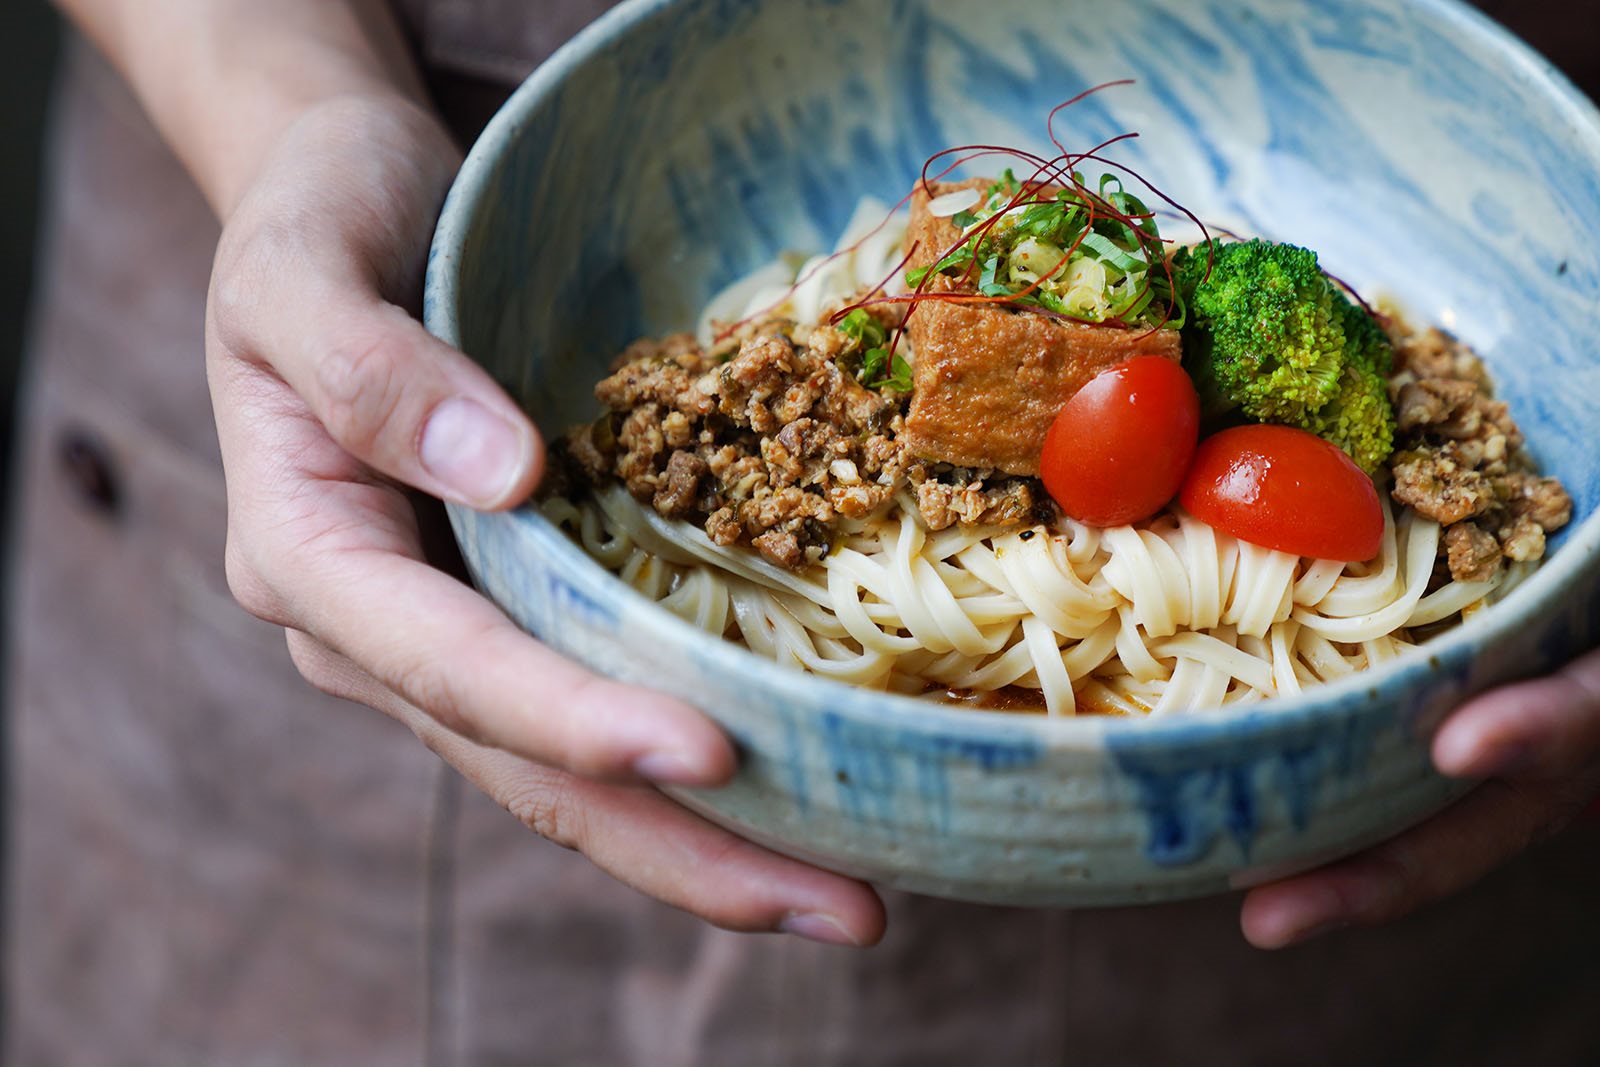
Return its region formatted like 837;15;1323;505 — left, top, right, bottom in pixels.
861;345;887;381
1077;231;1147;276
911;167;1177;327
978;255;1010;297
986;168;1019;198
864;350;913;392
837;307;887;349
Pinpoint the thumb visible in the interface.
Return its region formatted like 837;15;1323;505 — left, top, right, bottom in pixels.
219;283;542;509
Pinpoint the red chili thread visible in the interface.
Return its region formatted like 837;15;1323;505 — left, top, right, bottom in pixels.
1046;79;1137;157
894;131;1163;327
1325;270;1380;320
714;143;1009;342
721;82;1204;350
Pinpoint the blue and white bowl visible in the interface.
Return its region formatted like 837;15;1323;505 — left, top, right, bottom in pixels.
424;0;1600;905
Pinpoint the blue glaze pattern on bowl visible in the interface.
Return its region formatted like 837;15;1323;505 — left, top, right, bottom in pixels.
426;0;1600;904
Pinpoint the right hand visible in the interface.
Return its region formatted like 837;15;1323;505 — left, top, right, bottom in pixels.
207;91;885;947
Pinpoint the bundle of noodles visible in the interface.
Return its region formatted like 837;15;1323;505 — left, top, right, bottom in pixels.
545;474;1516;716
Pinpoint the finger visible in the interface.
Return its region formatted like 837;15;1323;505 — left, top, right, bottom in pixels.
1239;770;1600;949
285;628;384;706
211;356;728;788
290;542;737;787
289;632;885;946
212;272;542;510
205;101;535;510
476;758;887;947
1433;646;1600;780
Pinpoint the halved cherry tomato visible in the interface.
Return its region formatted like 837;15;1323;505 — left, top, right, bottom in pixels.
1039;356;1200;527
1178;424;1382;561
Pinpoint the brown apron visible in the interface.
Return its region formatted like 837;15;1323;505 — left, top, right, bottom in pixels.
8;4;1600;1064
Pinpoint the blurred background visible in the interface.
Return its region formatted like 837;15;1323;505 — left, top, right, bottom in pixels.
2;2;59;537
0;0;1595;1045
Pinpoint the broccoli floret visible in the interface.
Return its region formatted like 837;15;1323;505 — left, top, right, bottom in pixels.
1303;363;1395;475
1173;239;1396;473
1337;292;1393;377
1173;240;1345;421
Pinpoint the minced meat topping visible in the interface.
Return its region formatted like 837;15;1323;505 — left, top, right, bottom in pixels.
1385;322;1571;583
550;306;1571;581
549;316;1042;570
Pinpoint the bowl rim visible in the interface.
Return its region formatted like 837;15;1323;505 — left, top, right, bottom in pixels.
425;0;1600;750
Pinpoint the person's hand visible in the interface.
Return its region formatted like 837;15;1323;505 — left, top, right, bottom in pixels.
207;91;885;947
1241;647;1600;947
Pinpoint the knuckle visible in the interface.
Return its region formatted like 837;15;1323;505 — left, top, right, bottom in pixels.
550;673;625;777
284;632;348;700
690;833;750;882
208;218;305;358
504;775;587;852
313;329;404;454
397;702;459;759
391;656;488;745
223;533;289;625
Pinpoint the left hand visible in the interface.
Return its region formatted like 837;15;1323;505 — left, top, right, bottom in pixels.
206;94;885;946
1240;647;1600;948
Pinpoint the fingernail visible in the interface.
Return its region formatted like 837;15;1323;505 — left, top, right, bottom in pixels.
633;751;708;787
420;397;527;506
779;913;861;947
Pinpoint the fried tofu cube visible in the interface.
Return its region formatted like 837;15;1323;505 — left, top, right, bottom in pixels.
900;181;1183;476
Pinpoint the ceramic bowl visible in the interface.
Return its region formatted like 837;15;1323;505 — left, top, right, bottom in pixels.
424;0;1600;905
